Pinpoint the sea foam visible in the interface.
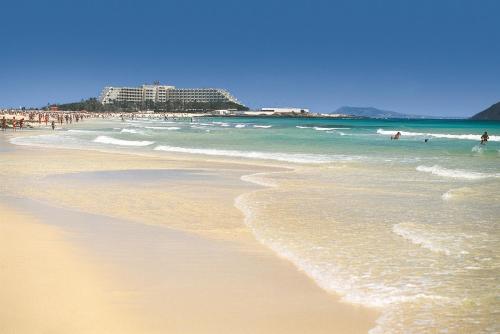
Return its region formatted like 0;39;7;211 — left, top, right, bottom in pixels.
93;136;154;146
392;223;452;256
314;127;351;131
120;128;141;134
441;190;454;201
416;165;498;180
235;175;456;334
145;126;180;130
67;129;97;133
377;129;500;141
154;145;361;164
296;126;350;131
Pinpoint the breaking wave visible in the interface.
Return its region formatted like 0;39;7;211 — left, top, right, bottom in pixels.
377;129;500;141
145;126;180;130
120;128;141;134
392;223;453;256
93;136;154;146
154;145;361;164
296;126;351;131
416;165;498;180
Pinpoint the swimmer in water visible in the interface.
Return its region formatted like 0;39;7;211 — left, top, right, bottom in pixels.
480;131;489;145
391;131;401;140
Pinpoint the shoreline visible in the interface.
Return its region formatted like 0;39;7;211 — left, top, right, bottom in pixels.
0;131;380;333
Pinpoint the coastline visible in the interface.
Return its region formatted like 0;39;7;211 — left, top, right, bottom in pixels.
0;131;380;333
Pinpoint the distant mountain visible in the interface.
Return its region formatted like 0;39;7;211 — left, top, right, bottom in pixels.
331;106;424;119
470;102;500;120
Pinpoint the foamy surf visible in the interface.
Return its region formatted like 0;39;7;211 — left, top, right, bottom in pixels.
145;126;180;130
296;126;351;131
235;172;462;334
441;190;454;201
471;145;484;153
314;127;351;131
240;172;281;188
212;122;230;127
120;128;141;134
253;125;272;128
154;145;361;164
442;187;475;201
93;136;154;146
392;223;454;256
67;129;98;133
416;165;498;180
10;134;81;148
377;129;500;141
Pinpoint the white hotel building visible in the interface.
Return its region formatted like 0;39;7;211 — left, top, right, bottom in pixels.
99;84;243;106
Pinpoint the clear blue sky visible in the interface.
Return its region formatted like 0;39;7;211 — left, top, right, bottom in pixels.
1;0;499;116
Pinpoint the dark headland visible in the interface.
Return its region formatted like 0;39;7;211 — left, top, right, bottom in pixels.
470;102;500;120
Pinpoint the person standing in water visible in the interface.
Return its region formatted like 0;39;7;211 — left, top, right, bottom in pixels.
51;121;55;130
391;131;401;140
480;131;489;145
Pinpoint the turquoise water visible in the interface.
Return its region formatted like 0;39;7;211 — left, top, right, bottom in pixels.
20;116;498;170
11;116;500;333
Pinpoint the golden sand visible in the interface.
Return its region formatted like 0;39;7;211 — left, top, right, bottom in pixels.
0;203;142;333
0;135;379;333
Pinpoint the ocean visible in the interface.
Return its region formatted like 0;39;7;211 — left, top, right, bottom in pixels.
11;117;500;333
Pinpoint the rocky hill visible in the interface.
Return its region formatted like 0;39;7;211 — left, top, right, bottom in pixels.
470;102;500;120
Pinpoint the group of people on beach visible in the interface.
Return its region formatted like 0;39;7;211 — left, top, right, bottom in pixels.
390;130;490;145
1;110;198;132
1;116;24;131
1;111;89;131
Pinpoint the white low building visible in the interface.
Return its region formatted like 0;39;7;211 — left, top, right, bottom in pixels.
239;111;275;116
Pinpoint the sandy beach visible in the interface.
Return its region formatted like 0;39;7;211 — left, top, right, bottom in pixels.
0;127;378;333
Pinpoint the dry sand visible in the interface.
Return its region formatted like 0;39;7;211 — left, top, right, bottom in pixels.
0;203;142;334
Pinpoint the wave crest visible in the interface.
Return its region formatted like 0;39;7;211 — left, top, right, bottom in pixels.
145;126;180;130
393;223;452;256
93;136;154;146
416;165;498;180
253;125;272;128
120;128;141;134
377;129;499;141
154;145;361;164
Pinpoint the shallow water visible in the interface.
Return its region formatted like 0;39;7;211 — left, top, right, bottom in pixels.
46;169;223;183
10;116;500;333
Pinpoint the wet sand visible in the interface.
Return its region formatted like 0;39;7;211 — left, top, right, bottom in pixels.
0;134;379;333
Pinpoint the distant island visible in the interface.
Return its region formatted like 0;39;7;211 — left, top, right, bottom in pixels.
330;106;428;119
470;102;500;120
